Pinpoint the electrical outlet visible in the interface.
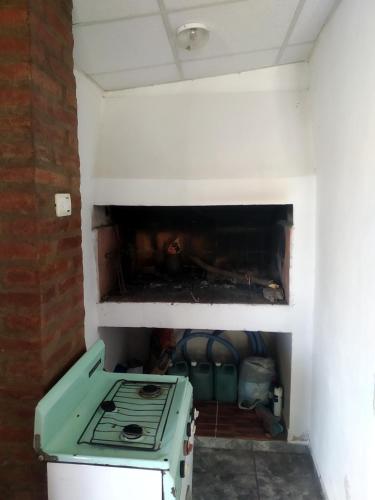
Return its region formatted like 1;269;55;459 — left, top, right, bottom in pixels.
55;193;71;217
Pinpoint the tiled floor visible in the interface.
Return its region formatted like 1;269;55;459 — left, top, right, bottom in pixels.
195;401;285;440
193;446;323;500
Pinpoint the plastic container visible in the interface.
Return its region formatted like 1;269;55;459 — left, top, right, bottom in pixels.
214;363;238;403
238;357;276;409
272;386;283;418
190;361;214;400
167;361;189;378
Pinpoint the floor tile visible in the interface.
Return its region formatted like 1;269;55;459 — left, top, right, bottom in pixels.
194;448;256;476
193;471;259;500
252;440;308;454
255;452;323;499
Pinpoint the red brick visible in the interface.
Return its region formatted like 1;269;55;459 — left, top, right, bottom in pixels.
44;5;72;47
40;259;70;281
52;105;77;128
32;66;62;99
0;337;43;353
0;192;36;213
0;7;28;27
0;167;34;182
4;314;40;333
0;219;37;238
34;119;66;146
0;115;31;131
0;88;31;106
38;216;77;236
0;36;30;56
30;40;46;66
58;273;82;294
35;169;68;188
44;340;72;368
29;13;63;58
1;141;34;160
3;268;38;286
37;241;56;258
57;235;81;251
0;62;30;81
6;357;42;378
0;242;36;260
65;86;77;108
49;56;75;86
0;292;40;309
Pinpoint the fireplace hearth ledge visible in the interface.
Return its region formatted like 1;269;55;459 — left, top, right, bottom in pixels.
97;301;295;332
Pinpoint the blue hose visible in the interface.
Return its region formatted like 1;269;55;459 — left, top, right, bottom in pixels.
245;331;268;357
173;332;240;365
181;329;192;361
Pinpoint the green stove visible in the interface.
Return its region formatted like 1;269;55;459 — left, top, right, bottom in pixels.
34;340;196;500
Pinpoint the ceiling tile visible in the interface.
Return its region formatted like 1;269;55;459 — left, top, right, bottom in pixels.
279;43;314;64
289;0;338;44
181;49;279;80
168;0;299;61
73;0;159;24
73;16;175;74
91;65;180;90
163;0;240;10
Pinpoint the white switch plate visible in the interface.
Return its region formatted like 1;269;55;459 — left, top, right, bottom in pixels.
55;193;71;217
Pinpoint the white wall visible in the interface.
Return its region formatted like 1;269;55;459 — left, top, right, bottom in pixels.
75;70;104;348
95;63;312;179
310;1;375;499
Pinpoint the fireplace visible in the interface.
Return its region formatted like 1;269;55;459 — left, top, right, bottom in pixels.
96;204;293;305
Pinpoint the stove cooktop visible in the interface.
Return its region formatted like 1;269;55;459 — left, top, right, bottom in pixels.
78;380;177;451
34;341;193;469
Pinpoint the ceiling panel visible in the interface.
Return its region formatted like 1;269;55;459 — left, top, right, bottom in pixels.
168;0;299;61
72;0;339;90
279;43;314;64
182;49;278;80
289;0;338;44
163;0;242;10
73;16;174;74
92;64;180;90
73;0;159;24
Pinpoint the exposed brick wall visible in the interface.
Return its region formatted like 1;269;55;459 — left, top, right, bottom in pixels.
0;1;85;498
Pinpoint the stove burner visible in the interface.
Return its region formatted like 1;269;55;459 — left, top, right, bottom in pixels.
100;400;116;412
121;424;143;440
139;384;161;398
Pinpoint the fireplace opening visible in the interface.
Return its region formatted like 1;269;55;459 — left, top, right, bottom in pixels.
96;204;293;304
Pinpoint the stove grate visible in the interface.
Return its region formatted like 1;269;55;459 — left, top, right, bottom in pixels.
78;380;176;451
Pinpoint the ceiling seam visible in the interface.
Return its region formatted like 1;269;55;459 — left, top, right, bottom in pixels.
72;0;247;27
90;46;287;77
91;62;178;78
274;0;307;65
157;0;183;80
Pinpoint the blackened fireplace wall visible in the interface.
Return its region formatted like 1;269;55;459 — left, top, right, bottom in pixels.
96;204;293;305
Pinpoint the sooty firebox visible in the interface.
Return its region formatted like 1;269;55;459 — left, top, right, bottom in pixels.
96;204;293;305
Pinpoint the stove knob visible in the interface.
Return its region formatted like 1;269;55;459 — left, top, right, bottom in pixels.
183;440;193;456
180;460;185;478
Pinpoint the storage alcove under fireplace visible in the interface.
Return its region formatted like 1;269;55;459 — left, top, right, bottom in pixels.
96;204;293;304
99;327;292;441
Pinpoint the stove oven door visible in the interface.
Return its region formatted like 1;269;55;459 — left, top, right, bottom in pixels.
47;463;163;500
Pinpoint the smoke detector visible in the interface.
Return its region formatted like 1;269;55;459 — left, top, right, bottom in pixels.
176;23;210;51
